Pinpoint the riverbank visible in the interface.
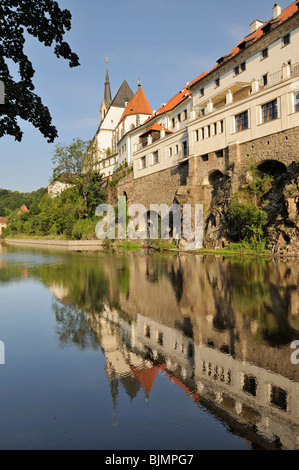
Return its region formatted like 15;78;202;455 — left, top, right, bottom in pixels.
3;238;105;251
2;236;279;257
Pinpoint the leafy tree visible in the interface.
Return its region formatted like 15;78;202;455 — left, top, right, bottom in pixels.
0;186;47;216
52;138;105;217
0;0;80;142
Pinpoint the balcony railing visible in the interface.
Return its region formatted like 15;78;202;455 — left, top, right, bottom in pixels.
291;62;299;78
259;70;283;89
176;147;189;162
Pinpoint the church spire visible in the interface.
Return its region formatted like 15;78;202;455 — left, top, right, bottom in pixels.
104;57;112;107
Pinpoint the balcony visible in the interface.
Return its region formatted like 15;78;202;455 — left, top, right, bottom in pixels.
259;70;283;89
176;147;189;162
291;62;299;78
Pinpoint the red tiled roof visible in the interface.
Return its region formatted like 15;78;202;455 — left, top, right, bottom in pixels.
0;217;8;223
130;363;166;396
119;86;153;122
139;122;173;137
17;204;29;215
144;83;193;126
190;1;299;88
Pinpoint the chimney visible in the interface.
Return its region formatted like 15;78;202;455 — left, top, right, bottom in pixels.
273;4;282;19
250;19;264;33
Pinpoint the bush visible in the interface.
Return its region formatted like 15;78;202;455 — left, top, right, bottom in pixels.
229;201;268;242
72;219;96;240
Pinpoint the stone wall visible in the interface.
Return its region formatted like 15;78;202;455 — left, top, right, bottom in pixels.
117;162;189;208
191;127;299;188
116;127;299;211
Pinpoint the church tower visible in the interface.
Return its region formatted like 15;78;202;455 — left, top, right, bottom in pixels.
100;57;112;122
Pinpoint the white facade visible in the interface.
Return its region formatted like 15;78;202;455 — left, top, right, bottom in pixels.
93;2;299;183
130;2;299;182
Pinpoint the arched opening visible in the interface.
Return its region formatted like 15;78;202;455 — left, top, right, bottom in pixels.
209;170;224;187
257;160;287;177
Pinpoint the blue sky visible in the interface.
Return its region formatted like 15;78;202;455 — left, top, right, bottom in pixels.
0;0;290;193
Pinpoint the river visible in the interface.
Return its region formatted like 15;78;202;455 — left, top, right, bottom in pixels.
0;243;298;450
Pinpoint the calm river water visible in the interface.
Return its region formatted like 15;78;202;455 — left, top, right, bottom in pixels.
0;242;298;450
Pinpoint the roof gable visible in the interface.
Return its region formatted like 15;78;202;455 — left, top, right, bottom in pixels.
190;1;299;88
144;85;192;126
119;86;153;122
111;80;134;108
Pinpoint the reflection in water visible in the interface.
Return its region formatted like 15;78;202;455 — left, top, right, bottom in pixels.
0;243;299;449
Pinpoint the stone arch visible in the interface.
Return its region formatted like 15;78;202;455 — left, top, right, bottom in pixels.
208;170;225;187
257;159;287;177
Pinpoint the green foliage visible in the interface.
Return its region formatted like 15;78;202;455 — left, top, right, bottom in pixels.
3;137;107;240
0;0;79;142
4;177;107;240
228;162;273;244
229;200;268;242
51;138;98;182
0;187;47;217
72;219;96;240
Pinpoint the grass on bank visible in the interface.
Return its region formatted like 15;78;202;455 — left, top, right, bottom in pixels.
3;234;271;256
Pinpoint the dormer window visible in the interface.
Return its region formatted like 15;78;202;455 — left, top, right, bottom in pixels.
262;23;272;34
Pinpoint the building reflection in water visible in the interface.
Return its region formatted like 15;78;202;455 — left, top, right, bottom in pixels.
49;252;299;450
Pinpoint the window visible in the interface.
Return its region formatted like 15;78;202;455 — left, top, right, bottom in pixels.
207;125;211;138
261;47;268;59
177;113;181;122
145;325;150;338
243;375;257;396
200;87;204;97
153;151;159;164
168;147;172;157
283;33;290;46
219;120;224;133
200;108;205;117
213;123;217;135
215;77;220;88
295;92;299;112
171;118;175;128
175;145;178;155
183;110;188;120
235;110;249;132
195;130;199;142
201;128;205;140
157;332;163;345
262;73;268;87
240;61;246;72
270;385;287;411
140;156;146;169
234;66;239;76
262;99;278;123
